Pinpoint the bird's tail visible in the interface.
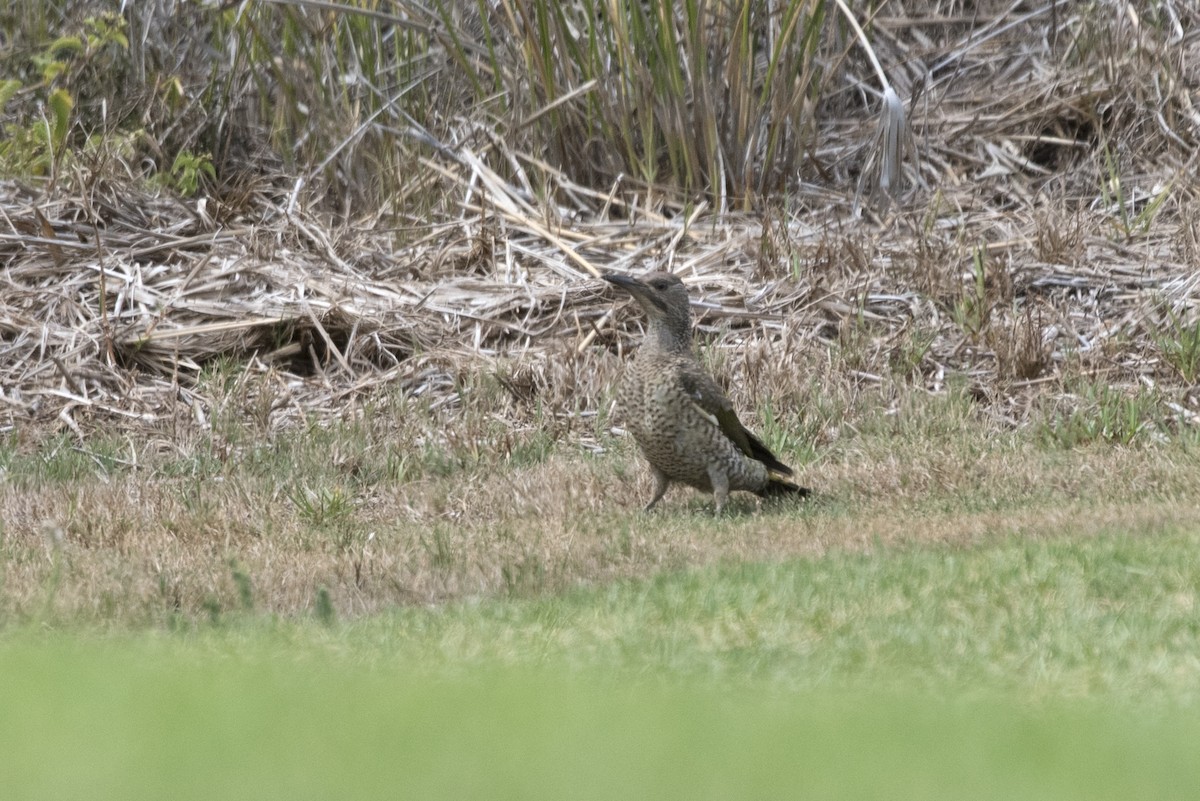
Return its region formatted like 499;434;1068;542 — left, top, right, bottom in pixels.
757;470;812;499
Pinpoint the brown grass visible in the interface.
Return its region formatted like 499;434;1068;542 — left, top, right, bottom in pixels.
3;3;1200;442
3;393;1199;626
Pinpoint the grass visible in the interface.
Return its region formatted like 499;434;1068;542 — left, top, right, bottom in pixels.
3;637;1199;801
1037;380;1188;448
4;379;1200;624
0;0;861;209
4;525;1200;799
5;386;1200;796
5;385;1200;701
4;4;1200;791
1153;308;1200;384
293;524;1200;703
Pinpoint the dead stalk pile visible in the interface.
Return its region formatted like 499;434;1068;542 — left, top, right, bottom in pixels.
2;3;1200;441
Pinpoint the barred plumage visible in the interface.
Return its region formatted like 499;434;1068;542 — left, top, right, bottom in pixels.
603;272;810;514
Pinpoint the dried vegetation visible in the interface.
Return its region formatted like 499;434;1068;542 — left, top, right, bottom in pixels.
2;1;1200;620
2;1;1199;443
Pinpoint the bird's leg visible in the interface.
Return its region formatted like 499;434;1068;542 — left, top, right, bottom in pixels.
707;466;730;515
643;467;669;512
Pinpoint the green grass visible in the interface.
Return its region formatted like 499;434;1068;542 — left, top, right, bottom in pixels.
331;526;1200;700
6;528;1200;797
0;645;1194;801
1153;308;1200;384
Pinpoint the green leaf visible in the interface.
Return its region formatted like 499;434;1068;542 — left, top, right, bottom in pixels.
161;76;186;108
41;60;67;83
0;80;21;114
48;88;73;149
49;35;84;56
84;14;129;50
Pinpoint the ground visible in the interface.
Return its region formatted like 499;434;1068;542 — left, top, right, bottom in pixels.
3;1;1200;797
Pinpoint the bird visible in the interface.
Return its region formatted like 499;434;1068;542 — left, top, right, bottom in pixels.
602;271;810;514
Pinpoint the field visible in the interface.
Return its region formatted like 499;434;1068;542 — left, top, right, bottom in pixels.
3;0;1200;797
5;392;1200;797
4;628;1200;801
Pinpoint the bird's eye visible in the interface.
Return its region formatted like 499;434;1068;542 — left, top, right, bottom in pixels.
653;279;668;290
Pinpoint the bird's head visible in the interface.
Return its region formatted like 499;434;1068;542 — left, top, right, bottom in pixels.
603;271;693;352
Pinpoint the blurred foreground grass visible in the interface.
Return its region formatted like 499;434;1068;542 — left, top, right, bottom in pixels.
5;525;1200;799
2;631;1197;801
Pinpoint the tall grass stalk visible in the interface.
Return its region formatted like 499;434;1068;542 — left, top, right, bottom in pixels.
3;0;896;211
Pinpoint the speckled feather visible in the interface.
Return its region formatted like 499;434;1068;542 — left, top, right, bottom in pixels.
604;272;809;513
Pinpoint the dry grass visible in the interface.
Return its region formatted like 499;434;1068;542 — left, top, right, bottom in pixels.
4;385;1199;626
4;3;1200;624
5;169;1200;442
3;2;1200;443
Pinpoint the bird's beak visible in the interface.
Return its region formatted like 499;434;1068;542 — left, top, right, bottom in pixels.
603;273;669;313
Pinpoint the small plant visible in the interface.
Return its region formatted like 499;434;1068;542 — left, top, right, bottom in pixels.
1040;383;1161;447
0;79;20;114
988;305;1053;382
0;88;73;176
835;307;876;373
500;551;547;597
420;525;457;571
228;558;254;612
162;149;215;197
889;325;937;380
1034;207;1085;265
1100;142;1174;240
757;399;817;466
502;427;557;468
0;12;129;178
951;246;993;340
288;482;363;554
1152;309;1200;384
314;587;336;626
194;359;289;447
288;483;354;528
201;596;222;625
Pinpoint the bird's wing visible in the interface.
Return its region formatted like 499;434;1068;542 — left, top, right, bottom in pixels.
677;362;794;476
